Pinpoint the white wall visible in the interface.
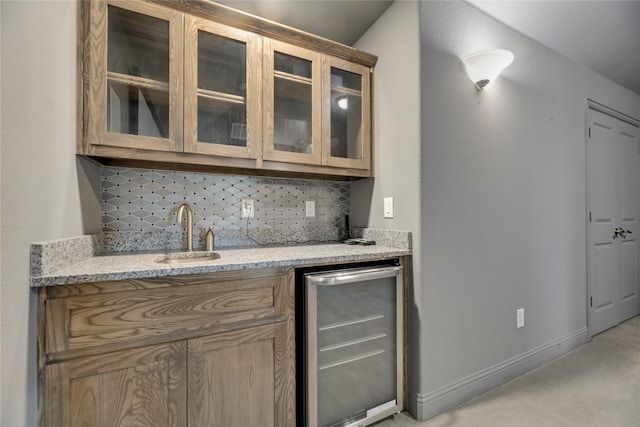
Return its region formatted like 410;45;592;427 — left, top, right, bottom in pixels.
1;2;101;425
357;0;640;421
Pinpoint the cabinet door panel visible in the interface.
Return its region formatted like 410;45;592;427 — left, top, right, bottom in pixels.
85;1;183;152
184;16;261;158
188;322;295;427
323;57;371;170
263;39;322;165
45;342;186;427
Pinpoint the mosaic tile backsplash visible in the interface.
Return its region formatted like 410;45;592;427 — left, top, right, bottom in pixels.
101;167;350;247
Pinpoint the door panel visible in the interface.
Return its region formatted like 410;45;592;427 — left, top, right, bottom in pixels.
45;342;186;427
183;16;261;159
187;322;295;427
263;39;322;166
588;110;619;335
618;120;640;320
587;108;640;335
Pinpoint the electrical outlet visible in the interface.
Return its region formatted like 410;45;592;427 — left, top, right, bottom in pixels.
516;308;524;328
384;197;394;218
306;201;316;218
241;199;254;218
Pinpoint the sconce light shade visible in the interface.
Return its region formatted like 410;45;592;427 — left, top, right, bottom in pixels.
462;49;514;89
336;95;348;110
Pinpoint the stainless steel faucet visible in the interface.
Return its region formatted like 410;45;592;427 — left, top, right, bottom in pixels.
176;203;194;252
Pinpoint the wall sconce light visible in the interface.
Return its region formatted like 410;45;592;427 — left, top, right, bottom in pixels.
462;49;514;90
336;95;348;110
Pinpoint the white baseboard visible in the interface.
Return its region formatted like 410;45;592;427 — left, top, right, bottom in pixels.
407;327;589;421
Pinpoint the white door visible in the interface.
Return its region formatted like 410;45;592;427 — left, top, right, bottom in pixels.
587;108;640;336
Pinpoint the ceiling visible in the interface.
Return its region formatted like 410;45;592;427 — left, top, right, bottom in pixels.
218;0;640;96
216;0;393;46
469;1;640;96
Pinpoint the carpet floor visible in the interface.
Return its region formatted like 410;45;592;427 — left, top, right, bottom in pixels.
376;315;640;427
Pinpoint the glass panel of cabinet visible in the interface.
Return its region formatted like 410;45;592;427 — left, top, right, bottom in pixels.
107;7;169;138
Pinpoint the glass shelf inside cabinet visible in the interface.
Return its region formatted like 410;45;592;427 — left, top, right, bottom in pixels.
107;5;170;138
197;31;248;147
330;67;363;160
273;53;313;154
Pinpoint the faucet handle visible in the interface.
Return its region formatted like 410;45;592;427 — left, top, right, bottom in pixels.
205;227;215;251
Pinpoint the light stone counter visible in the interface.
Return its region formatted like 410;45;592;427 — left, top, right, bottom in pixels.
30;229;411;287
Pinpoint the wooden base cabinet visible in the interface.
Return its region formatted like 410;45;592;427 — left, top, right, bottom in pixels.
45;342;187;426
188;323;293;427
38;268;295;427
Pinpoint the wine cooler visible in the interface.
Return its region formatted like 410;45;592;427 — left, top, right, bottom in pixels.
299;262;403;427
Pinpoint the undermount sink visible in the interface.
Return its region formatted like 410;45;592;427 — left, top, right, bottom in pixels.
155;251;221;265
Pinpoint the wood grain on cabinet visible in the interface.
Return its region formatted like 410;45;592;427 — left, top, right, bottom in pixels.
39;267;295;427
46;341;187;427
188;322;295;426
45;272;286;357
149;0;377;67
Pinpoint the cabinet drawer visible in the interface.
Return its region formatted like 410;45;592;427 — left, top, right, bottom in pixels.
44;269;293;356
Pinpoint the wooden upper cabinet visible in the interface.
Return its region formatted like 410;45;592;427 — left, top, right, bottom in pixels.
83;0;184;152
79;0;376;177
323;57;371;171
263;40;372;171
184;16;261;159
263;39;323;166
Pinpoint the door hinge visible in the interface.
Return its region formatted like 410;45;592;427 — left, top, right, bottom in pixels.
590;296;593;307
589;212;592;222
588;127;591;138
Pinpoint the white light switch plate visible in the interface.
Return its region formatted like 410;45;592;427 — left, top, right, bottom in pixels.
384;197;394;218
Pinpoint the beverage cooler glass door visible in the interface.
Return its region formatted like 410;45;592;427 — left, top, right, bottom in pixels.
305;266;403;427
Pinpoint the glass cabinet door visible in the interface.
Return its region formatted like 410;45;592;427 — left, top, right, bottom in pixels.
323;57;371;170
263;39;322;165
87;1;183;152
184;17;260;159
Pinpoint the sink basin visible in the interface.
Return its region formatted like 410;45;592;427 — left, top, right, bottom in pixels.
155;251;221;265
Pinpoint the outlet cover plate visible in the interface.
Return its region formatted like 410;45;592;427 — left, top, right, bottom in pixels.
241;199;254;218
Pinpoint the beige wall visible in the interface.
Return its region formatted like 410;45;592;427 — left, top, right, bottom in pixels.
1;2;101;425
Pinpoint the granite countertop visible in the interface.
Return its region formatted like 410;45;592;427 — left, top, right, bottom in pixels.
30;229;411;287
